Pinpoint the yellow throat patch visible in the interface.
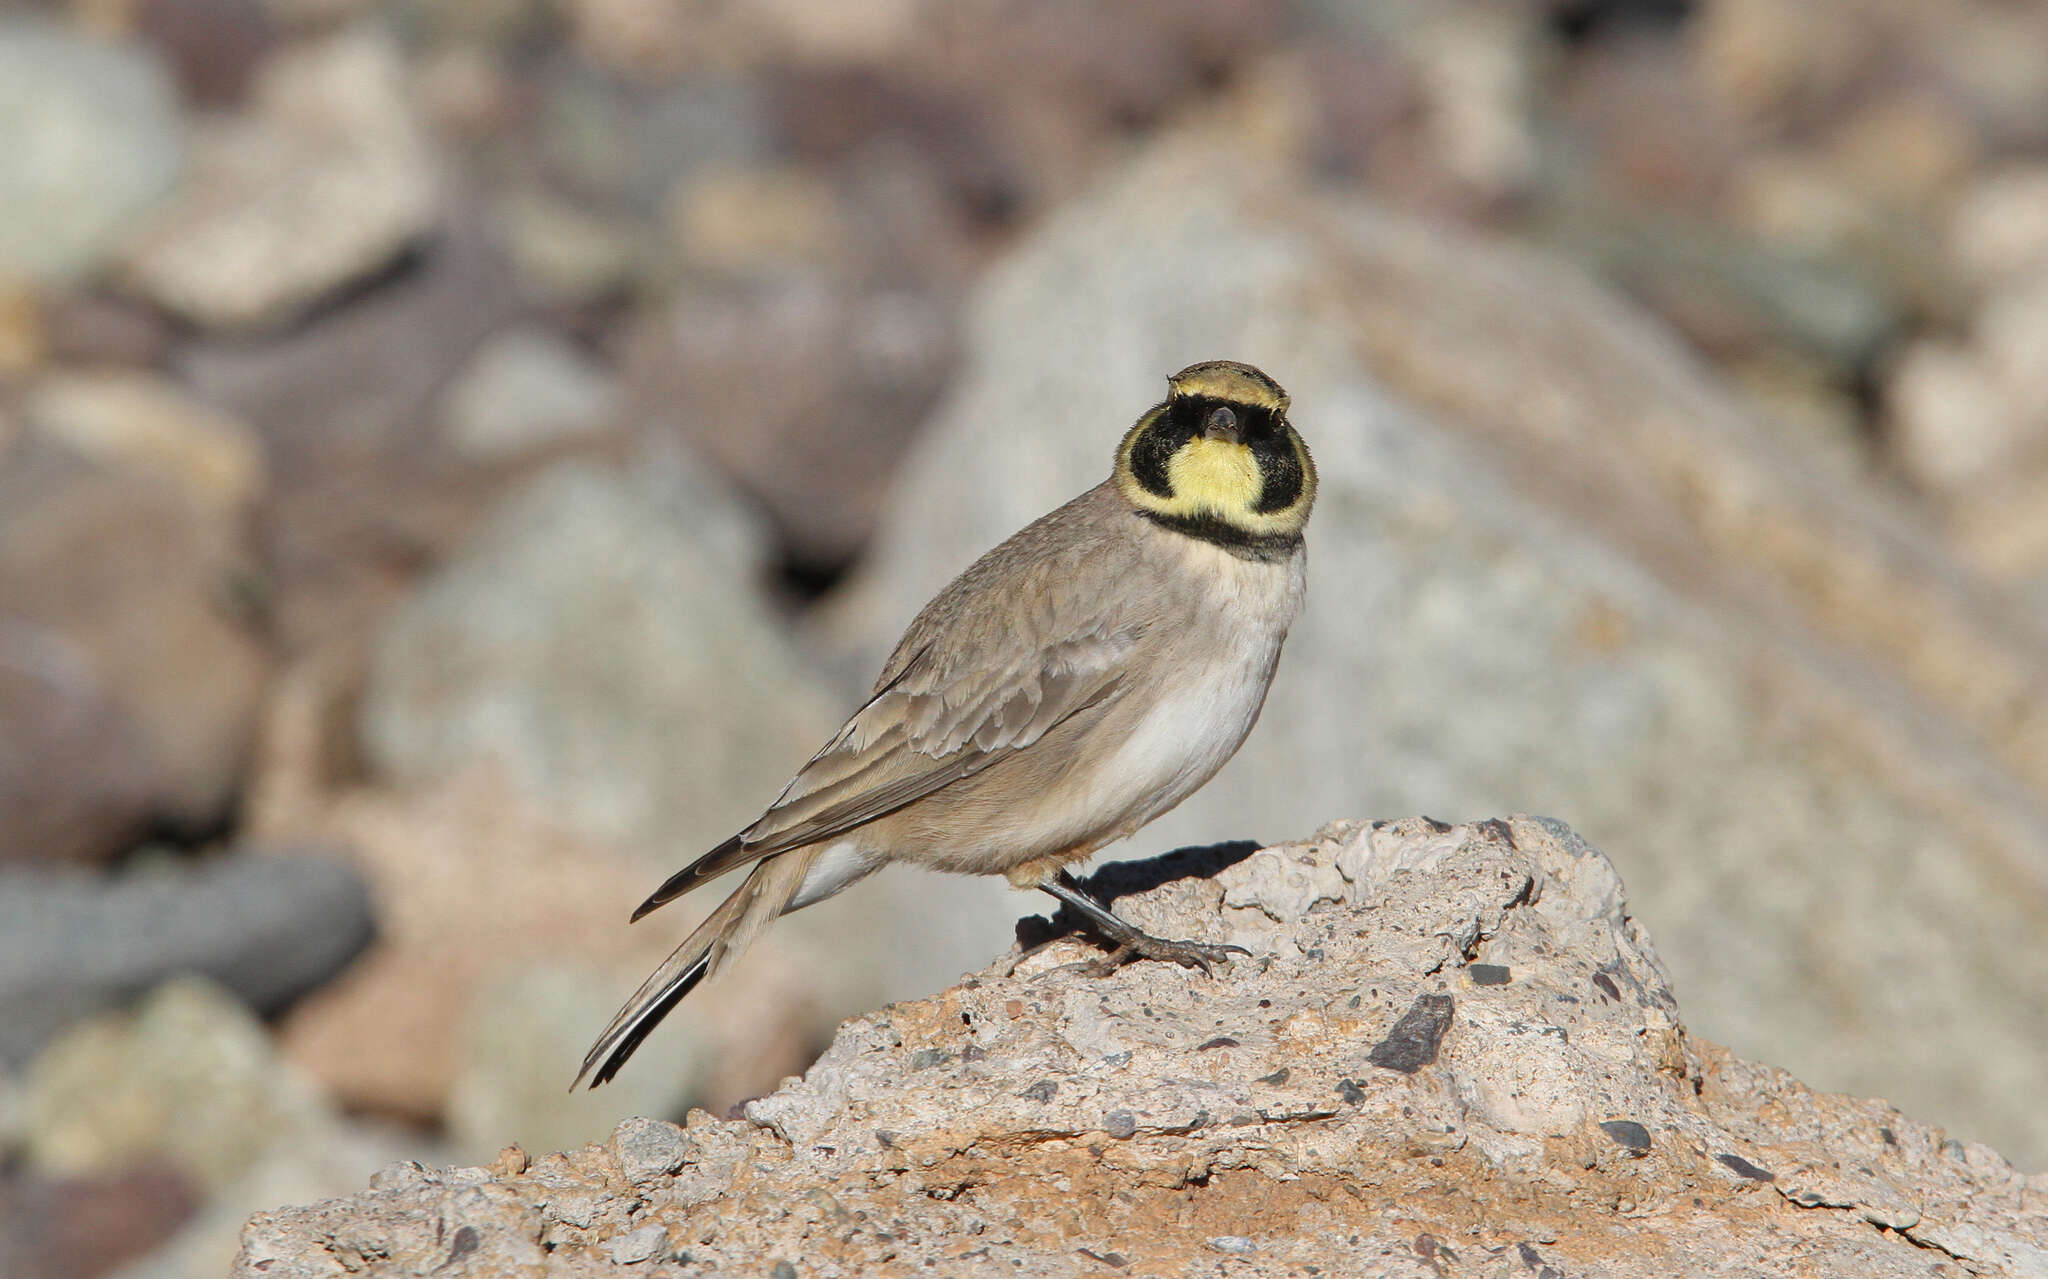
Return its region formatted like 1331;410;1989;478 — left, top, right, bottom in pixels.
1166;436;1263;511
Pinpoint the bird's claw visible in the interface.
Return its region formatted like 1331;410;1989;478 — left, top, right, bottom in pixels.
1078;935;1248;978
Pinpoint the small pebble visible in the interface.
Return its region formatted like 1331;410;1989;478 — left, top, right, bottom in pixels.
1209;1236;1257;1254
609;1225;669;1265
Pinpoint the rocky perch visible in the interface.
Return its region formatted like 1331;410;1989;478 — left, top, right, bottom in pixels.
233;818;2048;1277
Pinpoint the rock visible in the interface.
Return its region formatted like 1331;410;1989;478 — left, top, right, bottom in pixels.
110;1120;432;1279
1951;164;2048;288
437;326;617;462
261;768;826;1134
0;20;184;287
0;848;375;1068
0;1160;202;1279
26;369;266;517
229;818;2048;1277
22;977;331;1191
620;277;955;566
0;457;271;863
118;27;438;331
357;449;826;859
828;138;2048;1167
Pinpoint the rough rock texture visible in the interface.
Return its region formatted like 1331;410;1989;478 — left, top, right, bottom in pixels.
827;136;2048;1167
230;818;2048;1277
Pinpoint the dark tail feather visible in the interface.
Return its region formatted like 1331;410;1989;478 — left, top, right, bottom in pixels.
631;833;751;922
575;847;820;1089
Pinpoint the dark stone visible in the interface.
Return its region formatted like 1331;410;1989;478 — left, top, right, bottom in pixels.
1715;1152;1776;1182
1256;1067;1290;1085
1367;994;1455;1074
1196;1036;1239;1051
1599;1119;1652;1153
0;1159;202;1279
1336;1078;1366;1104
0;847;376;1066
1592;972;1622;1002
1018;1079;1058;1102
1103;1110;1138;1139
908;1048;950;1070
1468;963;1511;986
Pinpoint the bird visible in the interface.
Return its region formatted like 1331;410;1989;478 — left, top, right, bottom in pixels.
575;359;1317;1088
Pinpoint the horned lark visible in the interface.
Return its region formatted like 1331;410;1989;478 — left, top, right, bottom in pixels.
577;360;1316;1087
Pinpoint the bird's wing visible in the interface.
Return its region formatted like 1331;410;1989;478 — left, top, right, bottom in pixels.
632;500;1152;917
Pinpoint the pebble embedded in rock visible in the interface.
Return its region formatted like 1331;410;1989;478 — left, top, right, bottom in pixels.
1599;1119;1653;1153
1367;994;1455;1074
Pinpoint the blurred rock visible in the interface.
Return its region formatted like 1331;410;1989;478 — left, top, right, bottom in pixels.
45;292;175;368
23;977;330;1191
0;849;374;1068
830;138;2048;1168
1886;338;2031;494
0;1161;202;1279
437;326;616;462
1950;163;2048;289
1535;190;1900;374
444;964;689;1163
622;278;955;566
358;448;827;856
27;369;266;517
110;1121;432;1279
488;188;642;305
669;163;848;274
135;0;277;107
231;818;2048;1277
0;20;184;287
535;64;770;218
119;26;438;331
1690;0;1874;125
263;768;824;1134
0;456;271;863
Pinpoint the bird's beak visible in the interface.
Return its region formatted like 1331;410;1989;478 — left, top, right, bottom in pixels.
1203;409;1242;445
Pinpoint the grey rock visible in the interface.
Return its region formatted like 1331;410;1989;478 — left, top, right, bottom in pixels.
0;20;184;286
228;818;2048;1278
829;138;2048;1169
437;326;617;462
611;1117;688;1184
357;448;822;861
0;849;374;1068
118;27;438;331
606;1225;667;1265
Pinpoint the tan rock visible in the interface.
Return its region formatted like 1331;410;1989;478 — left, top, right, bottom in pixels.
231;818;2048;1277
118;27;438;332
27;368;266;517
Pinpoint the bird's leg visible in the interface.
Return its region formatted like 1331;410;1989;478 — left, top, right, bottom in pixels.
1037;870;1248;976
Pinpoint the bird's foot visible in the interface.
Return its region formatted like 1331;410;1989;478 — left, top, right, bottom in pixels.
1077;933;1248;978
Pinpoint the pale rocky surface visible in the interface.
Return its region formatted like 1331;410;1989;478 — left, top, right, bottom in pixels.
231;818;2048;1277
828;136;2048;1168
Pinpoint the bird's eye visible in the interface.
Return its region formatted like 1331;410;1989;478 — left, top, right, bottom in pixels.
1206;406;1237;434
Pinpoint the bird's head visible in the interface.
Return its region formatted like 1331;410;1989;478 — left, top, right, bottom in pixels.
1114;360;1316;553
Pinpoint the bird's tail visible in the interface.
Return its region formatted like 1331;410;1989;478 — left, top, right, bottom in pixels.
573;846;820;1089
